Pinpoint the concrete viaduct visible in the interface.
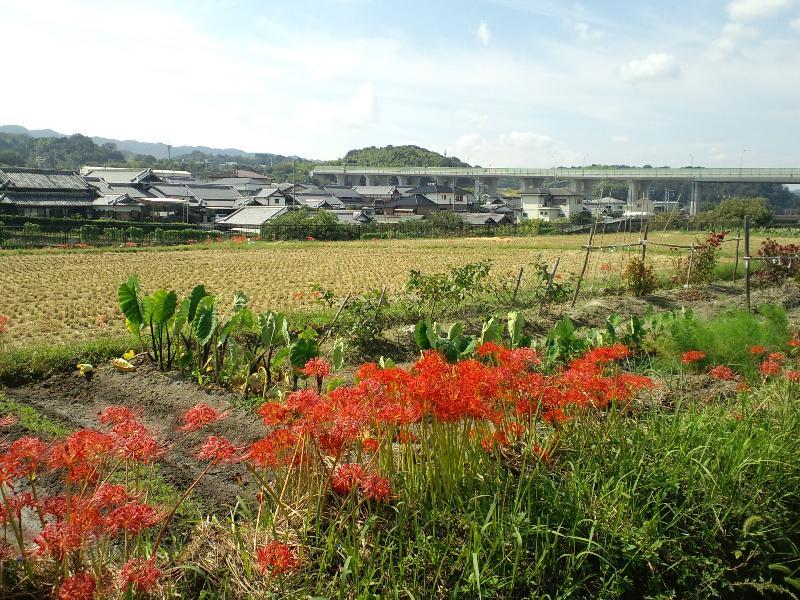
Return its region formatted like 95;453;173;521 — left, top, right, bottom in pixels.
310;166;800;215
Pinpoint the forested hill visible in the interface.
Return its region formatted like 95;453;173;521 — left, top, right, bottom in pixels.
330;145;471;167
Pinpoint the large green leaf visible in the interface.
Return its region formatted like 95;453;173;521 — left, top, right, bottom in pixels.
332;337;345;370
173;297;190;337
480;317;501;345
148;289;178;326
187;284;209;323
118;276;144;328
414;321;432;351
233;290;248;311
290;338;319;371
258;312;278;346
194;296;218;347
447;322;463;343
508;311;525;348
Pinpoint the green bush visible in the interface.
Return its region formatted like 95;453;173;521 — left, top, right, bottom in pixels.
23;222;41;234
101;227;124;243
126;227;144;243
79;224;100;243
656;304;789;380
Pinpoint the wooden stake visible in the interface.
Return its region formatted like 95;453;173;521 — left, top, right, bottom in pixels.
571;226;596;307
540;257;560;315
733;236;740;283
640;224;649;262
744;216;751;311
685;244;695;288
511;266;524;305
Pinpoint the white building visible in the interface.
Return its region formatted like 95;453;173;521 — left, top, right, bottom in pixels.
520;188;587;222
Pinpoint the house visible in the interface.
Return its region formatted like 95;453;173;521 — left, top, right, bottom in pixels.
215;205;288;229
205;177;269;197
297;195;345;210
328;209;375;225
80;166;193;184
0;167;100;218
520;188;587;222
405;184;472;211
459;212;514;226
92;194;145;220
324;186;368;208
251;187;290;207
585;196;626;217
149;183;245;220
624;197;656;218
353;186;401;208
383;194;440;216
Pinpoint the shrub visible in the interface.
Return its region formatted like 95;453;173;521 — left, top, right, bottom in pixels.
79;224;100;243
624;257;659;296
127;227;145;243
22;222;41;234
753;238;800;287
101;227;124;243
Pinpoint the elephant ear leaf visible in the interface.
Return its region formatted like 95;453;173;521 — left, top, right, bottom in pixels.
187;284;209;323
508;311;525;348
149;290;178;325
332;337;345;370
194;296;218;346
415;321;432;351
258;312;277;346
480;317;501;345
173;297;190;337
119;276;144;329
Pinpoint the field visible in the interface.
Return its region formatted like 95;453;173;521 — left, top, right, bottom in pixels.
2;232;800;599
0;231;792;347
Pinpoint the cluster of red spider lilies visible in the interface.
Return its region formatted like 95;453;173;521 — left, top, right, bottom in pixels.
1;343;655;599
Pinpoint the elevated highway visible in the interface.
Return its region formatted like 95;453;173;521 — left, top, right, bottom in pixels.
311;166;800;214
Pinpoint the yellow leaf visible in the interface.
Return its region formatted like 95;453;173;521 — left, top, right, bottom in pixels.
111;358;136;372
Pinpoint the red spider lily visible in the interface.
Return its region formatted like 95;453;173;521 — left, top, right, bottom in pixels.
245;429;299;470
196;435;239;464
58;571;96;600
3;436;47;478
34;522;85;560
361;473;391;501
257;402;291;426
476;342;503;358
0;492;35;525
256;541;301;575
331;463;366;495
90;484;131;510
302;358;332;379
178;403;229;432
787;337;800;348
787;371;800;383
767;352;786;363
396;430;418;444
737;382;751;393
0;541;13;560
120;557;162;593
98;405;138;426
749;345;766;355
0;315;8;335
580;344;630;365
532;444;551;462
709;365;737;381
361;437;379;453
48;429;115;482
759;360;782;376
681;350;706;364
106;502;161;534
116;430;166;464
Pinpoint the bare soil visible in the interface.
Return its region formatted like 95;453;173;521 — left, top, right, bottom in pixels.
2;363;268;513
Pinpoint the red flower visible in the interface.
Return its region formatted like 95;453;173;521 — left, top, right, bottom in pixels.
4;436;47;478
34;522;85;560
98;405;138;426
331;463;365;495
708;365;736;381
178;403;229;432
58;571;96;600
256;541;301;575
759;360;781;376
787;337;800;348
197;435;239;463
767;352;786;363
361;437;379;453
681;350;706;364
120;557;162;593
257;402;290;426
749;345;766;355
786;370;800;383
0;315;8;335
302;358;332;379
360;473;391;501
244;430;298;470
107;502;161;534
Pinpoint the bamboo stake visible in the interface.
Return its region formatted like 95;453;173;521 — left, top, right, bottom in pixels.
744;216;751;311
640;224;649;262
539;257;560;315
511;267;524;305
571;226;596;307
685;244;695;288
733;236;740;283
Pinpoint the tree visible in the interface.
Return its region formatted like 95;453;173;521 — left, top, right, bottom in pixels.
424;210;463;230
692;197;773;227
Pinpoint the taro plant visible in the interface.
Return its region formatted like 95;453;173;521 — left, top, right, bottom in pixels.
119;276;179;370
406;261;491;320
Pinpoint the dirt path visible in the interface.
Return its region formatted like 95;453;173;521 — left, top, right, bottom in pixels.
2;364;268;513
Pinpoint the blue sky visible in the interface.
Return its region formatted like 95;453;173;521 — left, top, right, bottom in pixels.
3;0;799;166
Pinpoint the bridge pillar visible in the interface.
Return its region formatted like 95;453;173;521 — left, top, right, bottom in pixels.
336;174;346;186
627;180;644;203
347;175;363;187
435;176;454;188
520;177;545;192
689;181;700;216
580;179;594;201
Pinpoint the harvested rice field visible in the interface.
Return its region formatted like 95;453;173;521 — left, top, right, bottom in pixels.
0;232;791;346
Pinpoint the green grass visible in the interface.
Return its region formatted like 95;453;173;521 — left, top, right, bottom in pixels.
0;334;137;385
0;392;71;437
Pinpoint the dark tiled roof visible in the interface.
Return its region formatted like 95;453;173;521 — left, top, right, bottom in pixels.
0;168;92;191
324;186;365;200
150;183;243;201
386;194;439;209
406;184;469;195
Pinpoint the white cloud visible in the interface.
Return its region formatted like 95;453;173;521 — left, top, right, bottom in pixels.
727;0;796;21
619;53;680;82
476;21;492;46
571;21;604;41
295;82;379;129
708;22;760;60
611;134;630;143
791;16;800;29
